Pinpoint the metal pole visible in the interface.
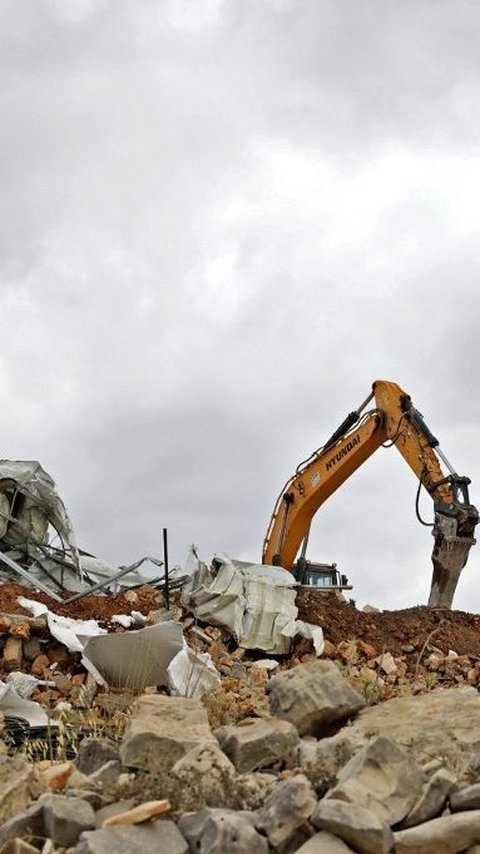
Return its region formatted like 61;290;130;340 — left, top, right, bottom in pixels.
163;527;170;611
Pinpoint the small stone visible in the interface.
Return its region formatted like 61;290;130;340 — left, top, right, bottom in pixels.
170;741;237;811
102;799;170;827
23;638;41;662
394;810;480;853
376;653;397;676
76;739;120;776
88;761;122;788
31;655;50;677
0;756;34;824
3;639;22;672
37;761;74;792
0;839;39;853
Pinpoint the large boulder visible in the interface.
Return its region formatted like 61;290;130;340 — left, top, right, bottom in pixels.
120;694;216;774
348;687;480;783
215;717;299;773
266;661;365;736
325;736;423;826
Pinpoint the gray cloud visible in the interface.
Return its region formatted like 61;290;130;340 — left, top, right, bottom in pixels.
0;0;480;610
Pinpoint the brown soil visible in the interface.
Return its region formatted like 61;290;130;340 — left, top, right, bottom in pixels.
296;589;480;658
0;582;167;625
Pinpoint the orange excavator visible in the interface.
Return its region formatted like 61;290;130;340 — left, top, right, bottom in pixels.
262;380;478;608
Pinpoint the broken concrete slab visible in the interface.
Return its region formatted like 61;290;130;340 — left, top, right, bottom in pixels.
267;660;365;736
74;820;189;854
178;808;268;854
254;773;317;848
325;735;423;825
120;694;216;774
215;717;299;773
312;798;394;854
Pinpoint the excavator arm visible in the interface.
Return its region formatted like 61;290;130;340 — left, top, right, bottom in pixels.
262;380;478;608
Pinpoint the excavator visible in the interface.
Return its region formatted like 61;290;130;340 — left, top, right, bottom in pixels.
262;380;479;608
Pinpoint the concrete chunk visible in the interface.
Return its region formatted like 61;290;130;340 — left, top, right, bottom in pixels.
120;694;216;773
215;717;299;773
267;661;365;736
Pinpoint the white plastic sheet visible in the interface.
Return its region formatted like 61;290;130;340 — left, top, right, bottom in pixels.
181;553;324;655
18;597;107;653
167;644;221;698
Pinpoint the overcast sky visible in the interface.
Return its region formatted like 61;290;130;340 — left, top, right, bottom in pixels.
1;0;480;610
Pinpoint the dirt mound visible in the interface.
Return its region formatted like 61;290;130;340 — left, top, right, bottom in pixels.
296;589;480;658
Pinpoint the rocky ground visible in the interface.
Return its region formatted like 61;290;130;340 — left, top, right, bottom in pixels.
0;583;479;851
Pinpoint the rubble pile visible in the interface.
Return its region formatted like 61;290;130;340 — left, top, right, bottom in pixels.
0;463;479;850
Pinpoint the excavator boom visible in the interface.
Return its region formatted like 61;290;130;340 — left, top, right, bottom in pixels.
262;381;478;608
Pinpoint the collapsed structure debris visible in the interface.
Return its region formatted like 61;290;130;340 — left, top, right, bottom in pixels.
0;462;480;850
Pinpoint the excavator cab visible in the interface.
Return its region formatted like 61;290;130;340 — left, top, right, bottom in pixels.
293;558;352;590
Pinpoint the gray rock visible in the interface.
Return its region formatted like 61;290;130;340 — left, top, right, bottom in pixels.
0;839;40;853
0;793;95;850
0;756;33;824
179;808;268;853
88;761;122;788
267;661;365;736
394;810;480;853
42;794;96;848
215;717;299;773
401;768;457;828
326;735;423;826
76;739;120;776
235;772;277;810
0;800;44;848
312;798;394;854
451;783;480;812
254;773;317;848
94;799;135;828
74;820;188;854
120;694;216;773
347;687;480;784
298;731;367;778
169;742;238;810
294;831;356;852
